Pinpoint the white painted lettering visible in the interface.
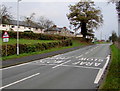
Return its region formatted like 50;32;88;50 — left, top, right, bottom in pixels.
98;59;103;62
95;63;101;67
94;59;98;61
79;62;87;65
79;58;87;61
86;62;93;66
72;61;80;65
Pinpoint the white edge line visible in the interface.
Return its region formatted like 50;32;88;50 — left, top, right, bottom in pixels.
94;55;110;84
52;60;71;69
1;62;31;70
0;54;67;70
0;73;40;89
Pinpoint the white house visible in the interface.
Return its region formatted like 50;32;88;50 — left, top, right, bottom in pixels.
0;20;44;33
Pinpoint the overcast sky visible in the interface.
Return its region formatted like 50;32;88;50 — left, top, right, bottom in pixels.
1;0;119;40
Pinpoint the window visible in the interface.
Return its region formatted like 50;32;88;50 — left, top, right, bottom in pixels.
11;26;15;28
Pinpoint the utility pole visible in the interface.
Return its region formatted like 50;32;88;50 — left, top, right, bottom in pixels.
17;0;21;55
105;35;106;41
100;30;102;41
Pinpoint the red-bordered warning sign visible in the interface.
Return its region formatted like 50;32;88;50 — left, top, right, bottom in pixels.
2;31;10;38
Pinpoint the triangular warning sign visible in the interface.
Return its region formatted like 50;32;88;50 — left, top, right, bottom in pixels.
2;31;10;38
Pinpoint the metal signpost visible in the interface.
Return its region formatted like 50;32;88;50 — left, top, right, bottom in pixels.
2;31;10;56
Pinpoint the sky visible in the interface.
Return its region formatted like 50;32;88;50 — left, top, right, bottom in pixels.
1;0;119;40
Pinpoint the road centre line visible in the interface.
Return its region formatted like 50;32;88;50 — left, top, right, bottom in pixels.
52;60;71;69
94;55;110;84
0;73;40;89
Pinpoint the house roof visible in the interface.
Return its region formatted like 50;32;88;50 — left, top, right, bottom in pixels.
1;19;42;28
44;26;72;32
44;27;62;32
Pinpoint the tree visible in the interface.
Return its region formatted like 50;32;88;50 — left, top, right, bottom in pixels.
110;31;118;44
23;13;36;29
108;0;120;21
67;0;103;37
116;1;120;21
37;16;54;29
0;4;12;24
118;36;120;42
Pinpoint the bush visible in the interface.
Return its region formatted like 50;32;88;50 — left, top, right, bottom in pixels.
2;39;72;56
2;31;68;40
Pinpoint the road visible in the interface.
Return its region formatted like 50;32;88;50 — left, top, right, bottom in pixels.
1;44;111;89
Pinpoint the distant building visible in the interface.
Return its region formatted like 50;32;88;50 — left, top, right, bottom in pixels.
0;20;44;33
44;25;75;37
75;32;94;39
75;33;83;37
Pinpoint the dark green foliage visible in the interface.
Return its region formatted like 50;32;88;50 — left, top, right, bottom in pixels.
109;31;118;44
2;39;72;56
67;1;103;37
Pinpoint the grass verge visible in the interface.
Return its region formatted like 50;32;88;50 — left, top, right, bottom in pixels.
100;44;120;90
1;40;88;61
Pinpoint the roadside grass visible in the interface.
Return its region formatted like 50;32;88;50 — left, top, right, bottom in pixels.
100;44;120;90
1;40;88;61
1;38;58;45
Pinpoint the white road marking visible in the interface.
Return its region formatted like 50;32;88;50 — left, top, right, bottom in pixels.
52;60;71;69
0;73;40;89
94;55;110;84
62;65;101;70
95;63;101;67
1;62;31;70
30;63;101;70
1;55;70;70
72;61;81;65
76;55;83;58
85;52;89;54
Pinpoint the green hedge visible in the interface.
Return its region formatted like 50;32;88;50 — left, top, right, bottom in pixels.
2;39;72;56
2;31;68;40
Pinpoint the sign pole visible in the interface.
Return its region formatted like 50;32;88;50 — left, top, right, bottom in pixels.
6;43;7;56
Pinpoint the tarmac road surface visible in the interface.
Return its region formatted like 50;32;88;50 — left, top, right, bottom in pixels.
1;44;111;89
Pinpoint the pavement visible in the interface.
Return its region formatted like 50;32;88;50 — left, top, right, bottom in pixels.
1;44;111;90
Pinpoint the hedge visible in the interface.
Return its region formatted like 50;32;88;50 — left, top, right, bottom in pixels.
2;31;68;40
1;39;72;56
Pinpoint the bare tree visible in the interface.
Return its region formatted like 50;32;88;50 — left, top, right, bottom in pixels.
37;16;54;29
0;4;12;24
23;13;36;29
